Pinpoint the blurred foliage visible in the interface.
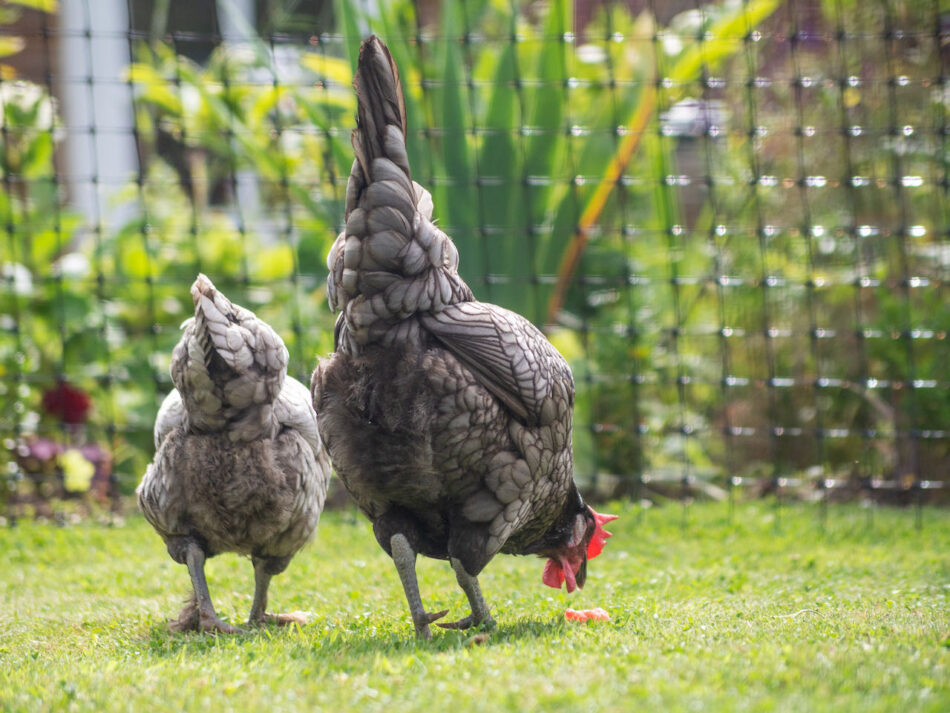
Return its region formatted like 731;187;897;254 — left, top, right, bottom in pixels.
564;0;950;491
2;0;949;509
2;11;346;498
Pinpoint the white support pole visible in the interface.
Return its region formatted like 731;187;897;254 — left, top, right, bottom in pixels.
57;0;138;234
217;0;255;44
216;0;262;237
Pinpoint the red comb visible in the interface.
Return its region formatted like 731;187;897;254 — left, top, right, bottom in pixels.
586;508;618;560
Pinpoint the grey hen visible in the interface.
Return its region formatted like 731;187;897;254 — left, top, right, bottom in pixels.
312;36;616;638
139;274;330;633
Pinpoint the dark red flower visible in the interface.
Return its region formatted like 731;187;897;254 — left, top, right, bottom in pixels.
42;380;91;425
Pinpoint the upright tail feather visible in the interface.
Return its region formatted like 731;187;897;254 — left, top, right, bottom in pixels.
171;274;288;438
351;36;409;187
327;35;473;351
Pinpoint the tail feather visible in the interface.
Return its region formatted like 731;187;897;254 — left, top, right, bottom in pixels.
171;274;288;437
352;37;407;180
328;36;473;351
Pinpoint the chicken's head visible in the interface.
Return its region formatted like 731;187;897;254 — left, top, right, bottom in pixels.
536;495;618;593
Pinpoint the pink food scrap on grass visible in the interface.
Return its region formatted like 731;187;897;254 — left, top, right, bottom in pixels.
565;607;610;622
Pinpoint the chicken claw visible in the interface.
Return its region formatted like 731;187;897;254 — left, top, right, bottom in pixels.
423;609;450;625
260;611;310;627
168;603;246;635
196;614;245;635
436;614;496;631
247;557;309;628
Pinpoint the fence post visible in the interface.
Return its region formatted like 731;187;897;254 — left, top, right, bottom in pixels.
56;0;138;233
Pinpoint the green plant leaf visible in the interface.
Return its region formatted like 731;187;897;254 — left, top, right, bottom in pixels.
432;0;479;279
476;41;521;305
295;95;352;176
0;36;25;59
543;0;782;322
120;244;152;279
333;0;362;73
248;85;286;128
172;60;323;217
668;0;781;87
299;53;353;87
523;0;569;181
25;228;57;269
0;6;23;25
252;243;295;281
125;63;182;114
21;131;54;179
6;0;58;13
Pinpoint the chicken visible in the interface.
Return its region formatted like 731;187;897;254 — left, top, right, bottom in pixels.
139;274;330;634
311;36;616;638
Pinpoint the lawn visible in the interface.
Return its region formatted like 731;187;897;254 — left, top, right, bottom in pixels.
0;500;947;712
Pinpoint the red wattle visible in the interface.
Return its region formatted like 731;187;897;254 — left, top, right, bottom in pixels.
543;556;580;593
542;558;565;589
561;556;578;593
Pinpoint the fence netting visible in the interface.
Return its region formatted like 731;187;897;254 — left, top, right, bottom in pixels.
1;0;947;519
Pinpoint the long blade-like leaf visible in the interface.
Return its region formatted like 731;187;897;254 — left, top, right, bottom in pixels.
333;0;361;72
476;41;521;305
433;0;479;280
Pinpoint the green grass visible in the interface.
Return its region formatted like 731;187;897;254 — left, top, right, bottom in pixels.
0;501;947;712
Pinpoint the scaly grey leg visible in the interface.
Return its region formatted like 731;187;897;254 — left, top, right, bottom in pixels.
390;533;448;639
184;542;243;634
248;556;307;627
437;557;496;631
248;557;272;625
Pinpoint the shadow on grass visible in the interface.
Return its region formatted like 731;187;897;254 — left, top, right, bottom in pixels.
141;620;267;655
308;616;566;655
140;615;568;658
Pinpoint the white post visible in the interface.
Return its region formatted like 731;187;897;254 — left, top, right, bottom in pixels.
217;0;255;44
56;0;138;234
217;0;262;237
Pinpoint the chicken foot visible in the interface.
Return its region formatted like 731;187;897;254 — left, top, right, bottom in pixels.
437;558;496;631
248;556;307;627
390;533;449;639
171;542;244;634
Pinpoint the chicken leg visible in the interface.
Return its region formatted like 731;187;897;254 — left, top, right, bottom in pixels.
248;556;308;627
437;557;496;631
390;533;449;639
171;542;243;634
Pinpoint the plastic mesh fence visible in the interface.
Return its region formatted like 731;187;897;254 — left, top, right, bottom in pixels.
1;0;947;518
